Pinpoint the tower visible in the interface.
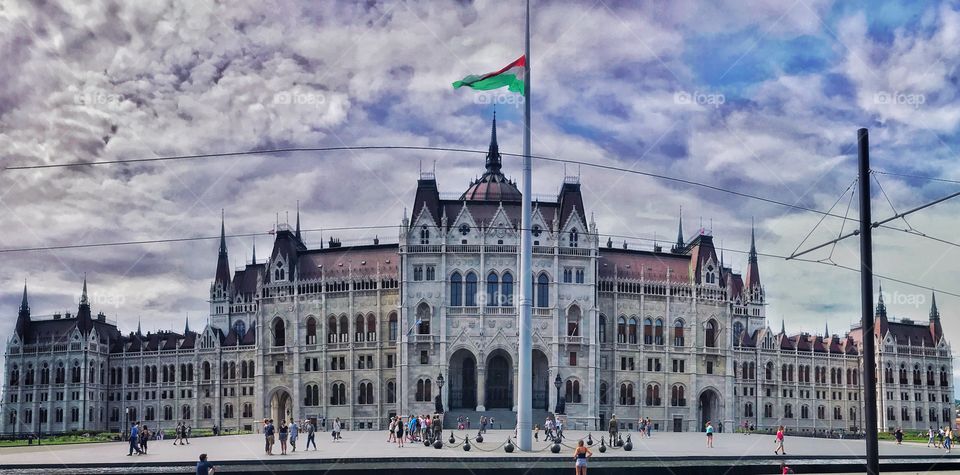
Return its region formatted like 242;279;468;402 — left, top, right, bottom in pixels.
14;281;30;342
210;211;232;331
744;222;765;326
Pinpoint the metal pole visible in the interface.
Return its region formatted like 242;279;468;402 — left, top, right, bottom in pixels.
517;0;533;452
858;128;880;474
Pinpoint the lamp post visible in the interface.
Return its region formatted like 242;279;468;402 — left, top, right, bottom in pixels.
437;373;445;414
554;374;562;414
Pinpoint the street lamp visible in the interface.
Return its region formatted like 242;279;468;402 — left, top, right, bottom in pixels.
435;373;445;415
554;374;563;414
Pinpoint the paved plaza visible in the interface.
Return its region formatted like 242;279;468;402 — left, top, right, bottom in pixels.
1;430;958;467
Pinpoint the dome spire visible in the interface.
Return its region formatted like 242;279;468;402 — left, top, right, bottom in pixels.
485;109;502;173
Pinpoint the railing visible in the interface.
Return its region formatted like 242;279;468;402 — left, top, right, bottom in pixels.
409;334;438;344
533;308;552;317
484;244;517;253
533;246;554;255
561;336;585;345
448;244;481;253
484;306;516;315
559;247;591;257
447;306;480;316
406;244;442;253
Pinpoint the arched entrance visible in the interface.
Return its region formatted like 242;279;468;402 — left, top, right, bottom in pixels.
698;388;721;432
485;350;513;409
449;349;477;409
270;388;292;423
532;349;549;410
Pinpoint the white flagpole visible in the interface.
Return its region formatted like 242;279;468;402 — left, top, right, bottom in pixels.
517;0;534;452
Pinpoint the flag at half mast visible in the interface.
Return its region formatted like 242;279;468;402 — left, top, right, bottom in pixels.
452;56;526;95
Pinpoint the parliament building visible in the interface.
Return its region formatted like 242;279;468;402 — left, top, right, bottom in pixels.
3;118;953;435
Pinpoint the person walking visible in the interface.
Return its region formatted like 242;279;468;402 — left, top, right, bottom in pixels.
534;424;540;441
774;425;786;455
573;439;592;475
645;417;652;438
185;425;192;444
466;416;471;430
196;453;216;475
264;419;275;455
945;426;953;453
128;422;143;456
387;417;397;443
928;427;936;447
333;417;343;441
289;418;299;452
140;425;151;454
306;420;317;450
780;462;794;474
278;421;289;455
894;427;903;445
490;416;496;429
174;422;183;446
395;416;405;448
705;421;715;448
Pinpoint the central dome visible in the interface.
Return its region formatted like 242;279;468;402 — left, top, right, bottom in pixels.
460;114;522;201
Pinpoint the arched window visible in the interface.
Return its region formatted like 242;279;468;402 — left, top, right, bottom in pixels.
599;382;608;404
275;261;285;281
248;360;255;377
536;273;549;307
598;314;607;343
366;314;377;341
567;305;581;337
670;318;683;346
744;402;754;417
705;319;718;347
765;362;773;380
569;228;579;247
229;362;236;380
670;384;686;406
306;317;317;345
784;404;793;418
465;272;478;306
643;318;653;344
181;405;191;420
487;272;499;307
358;382;375;405
388;312;398;341
339;315;349;342
420;225;429;244
328;316;338;343
564;379;582;403
619;382;635;405
223;403;234;419
654;319;664;345
272;318;285;347
645;383;661;406
354;314;364;342
202;405;212;420
501;272;513;306
163;406;173;421
913;364;922;385
628;318;638;344
801;405;810;419
450;272;463;306
387;381;396;404
733;321;744;342
416;303;431;334
72;361;81;383
781;364;788;382
241;361;248;379
415;378;433;402
330;383;347;405
617;316;627;343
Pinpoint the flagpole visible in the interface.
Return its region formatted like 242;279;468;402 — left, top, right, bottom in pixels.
517;0;533;452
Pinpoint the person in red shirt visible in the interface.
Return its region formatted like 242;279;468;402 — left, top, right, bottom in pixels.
774;425;786;455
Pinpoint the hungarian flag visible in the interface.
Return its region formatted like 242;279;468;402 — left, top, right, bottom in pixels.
452;56;525;95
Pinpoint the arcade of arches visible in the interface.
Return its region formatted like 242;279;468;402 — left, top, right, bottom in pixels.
447;348;549;411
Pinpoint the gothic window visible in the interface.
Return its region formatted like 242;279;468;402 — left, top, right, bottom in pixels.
358;382;374;405
644;383;661;406
275;261;285;281
569;228;579;247
705;319;718;347
386;381;396;404
233;319;246;337
565;379;582;403
272;318;285;347
487;272;499;307
643;318;653;344
339;315;349;342
599;382;608;404
567;305;581;337
306;317;317;345
304;384;320;406
674;319;685;346
330;383;347;405
654;318;664;345
501;272;513;306
415;378;433;402
416;303;431;334
733;321;744;342
598;314;607;343
536;273;549;307
420;226;429;244
617;316;626;343
203;362;211;380
619;382;635;405
670;384;686;406
459;223;471;236
327;316;338;343
465;272;478;306
450;272;463;306
388;312;398;341
366;314;377;341
628;318;638;344
355;314;364;342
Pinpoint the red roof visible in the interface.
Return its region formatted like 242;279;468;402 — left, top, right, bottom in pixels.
598;248;691;281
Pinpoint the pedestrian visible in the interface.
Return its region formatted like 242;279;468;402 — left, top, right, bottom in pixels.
396;416;405;448
264;418;275;455
140;425;151;454
466;416;471;430
774;425;785;455
557;418;564;441
780;462;794;474
645;417;652;438
705;421;715;448
458;415;464;430
174;422;183;446
128;422;143;456
928;427;936;447
289;418;299;452
158;427;164;441
743;420;749;434
185;425;192;444
306;420;317;450
895;427;903;445
387;417;397;443
333;417;343;440
945;426;953;453
608;415;618;443
638;418;646;438
534;424;540;441
196;453;216;475
573;439;592;475
938;427;945;448
278;421;289;455
491;416;496;429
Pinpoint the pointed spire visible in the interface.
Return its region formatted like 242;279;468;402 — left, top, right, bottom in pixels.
485;110;502;173
876;282;887;317
929;292;940;320
748;218;758;264
295;201;302;241
781;319;786;335
824;320;830;337
184;314;191;334
671;207;684;253
214;212;231;288
219;209;227;256
80;274;89;306
251;238;257;265
137;316;142;337
16;279;30;339
19;280;29;316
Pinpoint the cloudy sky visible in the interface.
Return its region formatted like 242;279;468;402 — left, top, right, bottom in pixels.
1;1;959;385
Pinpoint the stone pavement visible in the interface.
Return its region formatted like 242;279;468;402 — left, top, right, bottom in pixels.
0;429;957;469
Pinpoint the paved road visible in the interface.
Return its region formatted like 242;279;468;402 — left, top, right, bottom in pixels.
0;430;956;466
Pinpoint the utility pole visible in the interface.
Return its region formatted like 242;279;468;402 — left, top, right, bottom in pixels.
858;128;880;475
517;0;534;452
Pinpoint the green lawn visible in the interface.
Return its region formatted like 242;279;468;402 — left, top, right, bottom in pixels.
0;429;252;448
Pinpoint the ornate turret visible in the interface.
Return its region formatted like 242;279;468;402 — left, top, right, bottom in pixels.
461;113;521;201
184;315;192;334
295;201;303;243
671;207;685;253
744;222;763;302
214;211;231;289
15;281;30;340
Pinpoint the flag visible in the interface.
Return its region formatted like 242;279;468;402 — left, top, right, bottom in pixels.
452;56;526;95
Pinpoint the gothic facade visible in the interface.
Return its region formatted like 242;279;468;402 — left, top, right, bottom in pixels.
2;118;953;435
